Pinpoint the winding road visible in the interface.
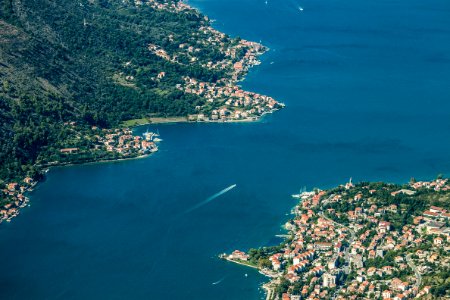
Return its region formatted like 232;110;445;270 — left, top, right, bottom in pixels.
406;254;422;288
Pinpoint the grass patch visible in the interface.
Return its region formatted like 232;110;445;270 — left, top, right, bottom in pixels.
121;118;151;127
121;116;188;127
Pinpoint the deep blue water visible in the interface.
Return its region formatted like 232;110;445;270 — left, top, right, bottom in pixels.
1;0;450;299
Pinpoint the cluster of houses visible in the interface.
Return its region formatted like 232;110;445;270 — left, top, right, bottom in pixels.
147;43;175;63
146;0;265;75
146;4;240;69
95;128;159;156
226;178;450;299
148;33;283;121
177;24;284;120
196;26;265;76
411;178;450;238
1;127;160;225
143;0;284;121
179;76;282;121
58;127;159;157
228;191;349;299
58;123;160;158
417;205;450;235
228;250;249;261
410;178;449;191
1;177;35;223
144;0;192;12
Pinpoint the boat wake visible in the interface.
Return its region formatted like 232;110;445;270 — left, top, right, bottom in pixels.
182;184;237;214
212;276;227;285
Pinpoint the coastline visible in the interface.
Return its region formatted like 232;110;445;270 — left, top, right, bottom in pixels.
1;1;281;226
42;152;153;169
146;0;284;123
123;110;275;128
0;126;161;225
220;255;259;270
220;253;284;300
121;116;189;127
220;254;280;300
0;8;287;300
1;0;450;299
222;179;450;300
0;152;155;225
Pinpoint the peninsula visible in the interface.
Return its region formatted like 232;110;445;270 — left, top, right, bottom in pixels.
0;0;283;223
223;177;450;299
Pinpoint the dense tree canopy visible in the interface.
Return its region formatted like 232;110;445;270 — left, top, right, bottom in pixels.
0;0;238;184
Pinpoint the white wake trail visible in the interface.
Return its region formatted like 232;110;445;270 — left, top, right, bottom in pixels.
212;276;226;285
183;184;237;214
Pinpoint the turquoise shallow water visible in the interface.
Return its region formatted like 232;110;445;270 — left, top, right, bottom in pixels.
1;0;450;299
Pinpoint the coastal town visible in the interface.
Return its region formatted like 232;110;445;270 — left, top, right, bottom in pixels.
0;0;284;224
223;178;450;299
1;0;450;298
0;126;160;224
145;0;285;122
181;76;281;122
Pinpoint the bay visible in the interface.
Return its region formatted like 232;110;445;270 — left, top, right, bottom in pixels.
1;0;450;299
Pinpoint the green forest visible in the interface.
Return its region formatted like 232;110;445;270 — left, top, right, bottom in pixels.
0;0;242;189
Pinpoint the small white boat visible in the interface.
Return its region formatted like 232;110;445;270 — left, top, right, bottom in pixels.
292;187;304;198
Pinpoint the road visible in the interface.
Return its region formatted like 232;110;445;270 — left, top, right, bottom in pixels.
319;212;356;299
406;254;422;288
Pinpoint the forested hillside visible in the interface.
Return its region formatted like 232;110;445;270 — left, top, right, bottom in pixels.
0;0;241;185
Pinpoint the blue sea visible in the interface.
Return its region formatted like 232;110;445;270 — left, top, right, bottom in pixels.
1;0;450;298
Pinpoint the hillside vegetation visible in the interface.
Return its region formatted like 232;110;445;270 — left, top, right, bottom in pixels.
0;0;239;184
